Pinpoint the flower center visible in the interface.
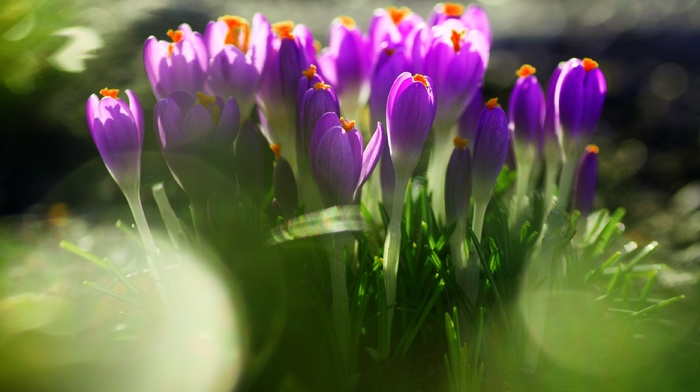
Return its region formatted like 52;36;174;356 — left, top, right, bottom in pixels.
167;29;183;58
412;74;429;87
272;21;295;40
314;82;331;90
453;136;469;150
485;98;500;110
302;64;317;80
451;29;466;53
219;15;250;53
586;144;599;154
444;3;464;17
582;58;599;72
517;64;536;77
387;6;412;25
270;143;282;158
340;117;355;132
99;88;119;99
338;16;356;28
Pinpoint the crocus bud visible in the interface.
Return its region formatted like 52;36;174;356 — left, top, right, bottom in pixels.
154;91;240;196
272;144;299;218
471;98;509;204
310;113;384;206
510;64;545;163
555;57;607;155
457;88;484;146
444;136;472;226
543;62;565;165
419;19;489;130
86;88;144;194
573;144;599;216
144;25;208;100
428;3;492;45
317;16;370;110
298;80;340;157
386;72;437;178
204;15;262;120
296;64;325;114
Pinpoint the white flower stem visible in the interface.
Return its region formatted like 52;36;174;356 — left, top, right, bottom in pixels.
426;125;454;224
555;153;578;213
471;199;489;241
381;173;410;357
124;189;170;308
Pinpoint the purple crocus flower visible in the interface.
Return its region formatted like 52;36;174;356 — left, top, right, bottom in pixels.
418;19;489;130
87;88;144;193
471;98;509;204
368;6;424;68
509;64;545;160
386;72;437;177
573;144;599;216
555;57;607;155
256;19;313;170
154;91;240;195
204;15;266;120
543;62;564;163
143;25;208;100
444;136;472;226
310;113;384;206
369;44;412;128
298;80;340;157
296;64;325;114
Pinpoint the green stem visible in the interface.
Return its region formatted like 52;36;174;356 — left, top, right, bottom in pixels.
190;196;210;245
381;173;409;358
426;124;454;224
471;199;489;241
555;153;578;213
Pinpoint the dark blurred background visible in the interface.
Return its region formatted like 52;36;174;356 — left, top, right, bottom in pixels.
1;0;699;285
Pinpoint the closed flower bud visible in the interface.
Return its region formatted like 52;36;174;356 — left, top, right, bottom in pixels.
573;144;599;216
445;136;472;226
471;98;509;204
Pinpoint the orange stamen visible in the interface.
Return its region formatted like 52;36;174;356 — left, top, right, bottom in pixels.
582;58;599;72
387;6;412;25
99;88;119;99
340;117;356;132
485;98;500;110
302;64;317;80
444;3;465;17
453;136;469;150
451;29;465;53
516;64;536;78
313;40;322;54
272;21;295;40
413;74;429;87
313;82;330;90
219;15;250;53
385;48;395;56
167;29;183;43
270;143;282;158
338;16;356;28
586;144;599;154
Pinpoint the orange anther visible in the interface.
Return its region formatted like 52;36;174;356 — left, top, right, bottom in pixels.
270;143;282;158
313;82;330;90
167;29;183;43
387;6;412;25
451;29;465;53
302;64;317;80
586;144;600;154
485;98;500;110
516;64;536;78
453;136;469;150
582;58;599;72
412;74;429;87
99;88;119;99
272;21;295;40
219;15;250;52
385;48;395;56
340;117;356;131
195;91;217;108
338;16;356;28
444;3;465;17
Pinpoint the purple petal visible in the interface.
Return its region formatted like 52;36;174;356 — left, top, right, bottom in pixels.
471;105;509;201
357;122;385;195
125;90;144;146
310;111;341;173
573;145;599;216
444;144;472;225
509;75;545;146
312;126;361;206
216;97;241;144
